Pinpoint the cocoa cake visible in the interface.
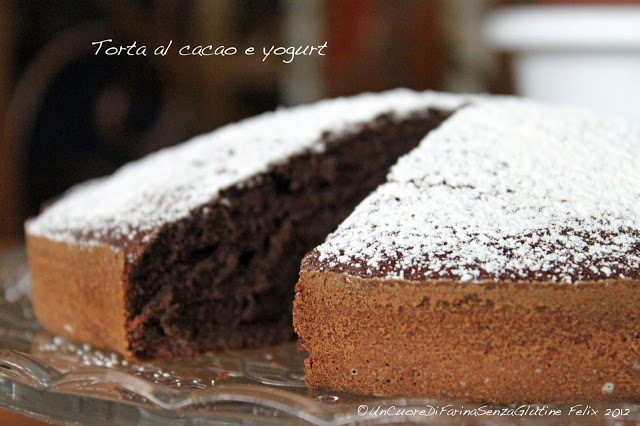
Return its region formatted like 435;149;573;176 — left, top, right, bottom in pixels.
25;89;465;361
294;99;640;404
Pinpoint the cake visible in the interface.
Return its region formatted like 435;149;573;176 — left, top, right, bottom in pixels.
294;99;640;404
25;89;466;361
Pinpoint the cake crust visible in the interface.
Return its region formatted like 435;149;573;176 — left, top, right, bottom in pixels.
26;234;130;356
294;270;640;403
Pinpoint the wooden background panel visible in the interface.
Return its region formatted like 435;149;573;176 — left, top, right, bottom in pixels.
0;2;20;245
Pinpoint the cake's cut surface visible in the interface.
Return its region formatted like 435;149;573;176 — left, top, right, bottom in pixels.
26;89;464;360
295;99;640;403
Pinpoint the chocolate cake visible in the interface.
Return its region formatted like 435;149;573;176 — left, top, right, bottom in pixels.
25;89;465;361
294;99;640;403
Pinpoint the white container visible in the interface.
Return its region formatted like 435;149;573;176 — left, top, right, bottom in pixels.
484;5;640;119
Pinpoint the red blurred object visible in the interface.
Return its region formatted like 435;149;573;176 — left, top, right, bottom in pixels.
324;0;445;97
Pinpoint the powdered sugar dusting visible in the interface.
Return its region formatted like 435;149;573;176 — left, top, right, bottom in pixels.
315;99;640;283
26;89;466;251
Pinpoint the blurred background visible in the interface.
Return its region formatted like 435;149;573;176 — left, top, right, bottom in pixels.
1;0;639;247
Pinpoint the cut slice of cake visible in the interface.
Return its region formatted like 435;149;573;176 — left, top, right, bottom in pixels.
294;99;640;403
25;89;466;360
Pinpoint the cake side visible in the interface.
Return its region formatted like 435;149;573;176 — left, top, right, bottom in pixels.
293;270;640;403
26;234;130;356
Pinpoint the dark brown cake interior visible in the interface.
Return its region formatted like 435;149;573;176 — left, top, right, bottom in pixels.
124;109;450;360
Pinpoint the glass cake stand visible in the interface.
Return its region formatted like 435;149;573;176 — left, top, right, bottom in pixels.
1;247;639;425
